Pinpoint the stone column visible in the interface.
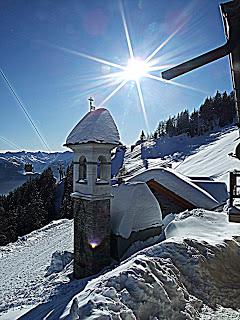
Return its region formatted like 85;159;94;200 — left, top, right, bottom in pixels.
73;197;111;279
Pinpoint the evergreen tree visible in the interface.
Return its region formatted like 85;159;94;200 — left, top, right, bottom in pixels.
189;109;199;137
165;117;176;137
59;164;73;219
0;166;57;246
152;90;236;139
140;130;146;142
37;167;56;220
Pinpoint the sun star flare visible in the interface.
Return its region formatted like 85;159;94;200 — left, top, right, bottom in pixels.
49;0;203;132
123;58;149;81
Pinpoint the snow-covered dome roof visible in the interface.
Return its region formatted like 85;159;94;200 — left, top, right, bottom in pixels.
65;108;120;146
111;182;162;239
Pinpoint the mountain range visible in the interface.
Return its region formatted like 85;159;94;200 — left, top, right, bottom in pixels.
0;151;73;195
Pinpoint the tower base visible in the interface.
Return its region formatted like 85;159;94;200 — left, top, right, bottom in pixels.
73;198;111;279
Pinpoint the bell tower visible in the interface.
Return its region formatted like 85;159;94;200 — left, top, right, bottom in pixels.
65;101;120;279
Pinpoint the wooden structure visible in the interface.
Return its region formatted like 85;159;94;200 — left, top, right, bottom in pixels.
147;179;195;218
229;170;240;222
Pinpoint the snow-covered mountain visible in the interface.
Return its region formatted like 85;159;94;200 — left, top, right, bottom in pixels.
0;151;73;195
123;125;240;189
1;125;240;319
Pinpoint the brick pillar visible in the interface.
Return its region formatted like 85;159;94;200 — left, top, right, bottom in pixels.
73;198;111;279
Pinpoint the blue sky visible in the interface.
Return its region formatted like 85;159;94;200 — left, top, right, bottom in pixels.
0;0;232;152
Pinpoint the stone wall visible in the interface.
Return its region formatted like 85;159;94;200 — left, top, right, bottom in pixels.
74;198;111;279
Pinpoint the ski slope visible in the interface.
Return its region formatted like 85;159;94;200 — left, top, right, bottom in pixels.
176;128;240;187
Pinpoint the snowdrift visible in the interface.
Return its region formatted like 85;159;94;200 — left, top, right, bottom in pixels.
61;210;240;319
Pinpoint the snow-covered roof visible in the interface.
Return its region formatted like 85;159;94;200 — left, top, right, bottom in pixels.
189;179;228;204
127;168;219;210
111;182;162;239
65;108;120;146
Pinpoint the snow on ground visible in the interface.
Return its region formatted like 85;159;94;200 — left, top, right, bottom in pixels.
1;211;240;319
165;209;240;244
123;126;239;191
176;127;240;188
123;143;167;178
0;219;75;319
61;209;240;319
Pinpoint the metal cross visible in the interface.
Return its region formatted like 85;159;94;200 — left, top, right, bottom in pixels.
88;97;94;111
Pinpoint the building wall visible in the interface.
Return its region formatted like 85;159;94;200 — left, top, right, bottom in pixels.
74;198;111;279
72;143;113;197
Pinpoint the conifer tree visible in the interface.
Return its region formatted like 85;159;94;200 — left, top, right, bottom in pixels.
0;166;57;245
140;130;146;142
59;164;73;219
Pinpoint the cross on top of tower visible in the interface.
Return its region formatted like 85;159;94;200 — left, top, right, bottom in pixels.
88;97;95;112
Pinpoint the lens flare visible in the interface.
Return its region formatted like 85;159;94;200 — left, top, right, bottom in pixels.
124;58;149;81
89;241;98;249
45;0;203;134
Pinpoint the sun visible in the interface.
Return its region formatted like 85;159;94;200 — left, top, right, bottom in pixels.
124;58;149;81
50;1;202;133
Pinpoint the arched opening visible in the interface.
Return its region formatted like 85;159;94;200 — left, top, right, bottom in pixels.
78;156;87;182
97;155;108;181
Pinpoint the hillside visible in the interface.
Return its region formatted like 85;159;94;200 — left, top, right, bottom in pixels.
176;128;240;187
123;126;239;189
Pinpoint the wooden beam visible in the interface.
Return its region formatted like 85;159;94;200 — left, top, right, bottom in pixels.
147;179;196;210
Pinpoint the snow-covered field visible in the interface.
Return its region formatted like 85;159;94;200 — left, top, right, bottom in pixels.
1;210;239;319
0;219;74;319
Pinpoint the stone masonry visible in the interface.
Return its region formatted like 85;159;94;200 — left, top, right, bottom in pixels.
73;198;111;279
